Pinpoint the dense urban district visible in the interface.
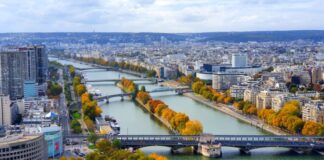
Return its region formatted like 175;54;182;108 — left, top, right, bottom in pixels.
0;32;324;159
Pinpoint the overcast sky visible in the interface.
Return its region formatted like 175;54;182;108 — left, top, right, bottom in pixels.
0;0;323;32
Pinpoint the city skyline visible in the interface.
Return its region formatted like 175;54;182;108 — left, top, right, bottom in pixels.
0;0;324;33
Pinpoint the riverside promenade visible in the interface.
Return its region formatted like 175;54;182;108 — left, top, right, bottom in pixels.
161;80;289;135
183;92;288;135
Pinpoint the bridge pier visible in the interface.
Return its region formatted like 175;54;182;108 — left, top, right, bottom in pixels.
197;143;222;158
170;147;178;154
105;99;109;104
292;148;311;154
239;148;251;155
121;96;124;101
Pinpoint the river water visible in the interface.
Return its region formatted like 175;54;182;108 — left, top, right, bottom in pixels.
52;58;323;160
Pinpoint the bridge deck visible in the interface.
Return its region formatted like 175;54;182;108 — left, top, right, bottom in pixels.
64;134;324;150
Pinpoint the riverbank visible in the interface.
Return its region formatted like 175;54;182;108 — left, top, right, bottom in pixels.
117;80;177;133
135;98;177;134
183;92;289;135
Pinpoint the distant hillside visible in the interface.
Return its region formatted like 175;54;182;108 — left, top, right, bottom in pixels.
192;30;324;42
0;30;324;44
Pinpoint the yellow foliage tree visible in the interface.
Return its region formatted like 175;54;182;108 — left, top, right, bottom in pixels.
75;84;86;96
81;92;91;104
181;120;203;135
161;108;175;122
302;121;321;136
149;153;168;160
170;112;189;131
95;106;102;116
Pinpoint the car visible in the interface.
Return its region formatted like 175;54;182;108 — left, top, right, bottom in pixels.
71;141;78;145
79;153;86;157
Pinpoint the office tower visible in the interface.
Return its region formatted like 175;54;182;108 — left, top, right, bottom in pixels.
0;49;26;99
232;53;247;68
0;95;12;125
35;45;48;84
21;47;37;81
0;45;47;99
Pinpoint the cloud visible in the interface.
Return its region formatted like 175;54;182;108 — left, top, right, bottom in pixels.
0;0;323;32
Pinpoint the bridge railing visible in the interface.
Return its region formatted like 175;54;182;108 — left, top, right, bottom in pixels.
213;135;324;142
110;135;201;141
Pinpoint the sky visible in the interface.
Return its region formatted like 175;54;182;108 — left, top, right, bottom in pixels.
0;0;323;33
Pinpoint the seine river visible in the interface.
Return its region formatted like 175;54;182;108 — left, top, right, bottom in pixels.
53;58;322;160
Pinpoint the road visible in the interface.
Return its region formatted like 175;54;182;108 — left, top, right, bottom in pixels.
62;138;93;158
58;68;71;136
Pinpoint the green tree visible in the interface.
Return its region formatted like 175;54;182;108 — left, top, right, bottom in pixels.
140;86;146;92
112;139;121;149
87;132;98;144
47;82;63;97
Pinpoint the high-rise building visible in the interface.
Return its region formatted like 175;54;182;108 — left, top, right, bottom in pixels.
18;47;37;81
0;45;47;99
0;95;12;125
0;49;27;99
35;45;48;84
232;53;247;68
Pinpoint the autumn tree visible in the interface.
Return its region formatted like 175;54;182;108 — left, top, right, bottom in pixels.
192;81;205;93
161;108;175;122
147;100;164;113
86;139;164;160
137;91;152;104
223;96;233;104
170;112;189;131
84;116;96;131
149;153;168;160
72;76;81;87
155;104;168;116
302;121;322;135
120;78;136;92
181;120;203;135
81;92;92;104
75;84;86;96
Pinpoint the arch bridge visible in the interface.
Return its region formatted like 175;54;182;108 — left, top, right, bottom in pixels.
94;88;192;103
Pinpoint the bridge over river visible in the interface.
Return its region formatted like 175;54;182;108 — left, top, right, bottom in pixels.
84;78;156;83
65;134;324;156
94;87;192;102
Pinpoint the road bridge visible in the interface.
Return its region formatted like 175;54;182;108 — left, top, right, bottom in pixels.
64;134;324;155
70;59;144;77
94;88;192;103
85;78;156;83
